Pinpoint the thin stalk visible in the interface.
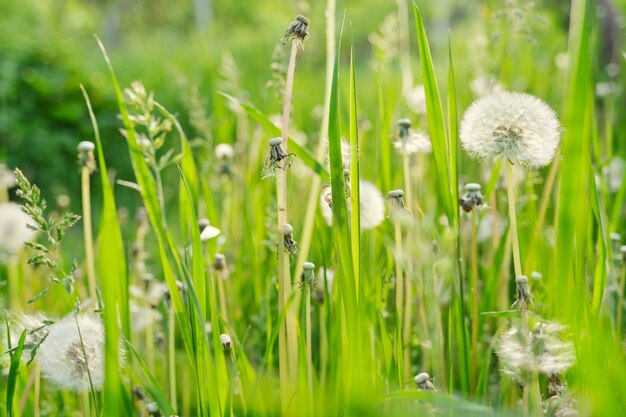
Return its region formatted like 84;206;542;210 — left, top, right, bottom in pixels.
505;162;523;280
278;37;300;410
617;264;626;338
394;221;405;382
168;306;177;409
470;209;479;391
304;286;313;397
81;165;97;305
402;152;414;382
83;389;91;417
294;0;334;282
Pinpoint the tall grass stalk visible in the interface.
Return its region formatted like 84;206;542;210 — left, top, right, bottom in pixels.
79;148;97;304
393;208;405;383
401;153;415;382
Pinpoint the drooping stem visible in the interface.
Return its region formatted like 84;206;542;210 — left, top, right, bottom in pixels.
470;209;479;391
81;165;97;305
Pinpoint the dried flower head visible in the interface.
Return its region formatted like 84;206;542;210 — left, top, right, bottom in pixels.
300;261;316;290
262;137;293;178
282;15;309;48
282;223;298;256
77;141;97;174
460;183;484;212
388;189;411;223
0;202;37;260
460;92;561;168
320;180;385;230
36;314;115;392
512;275;534;310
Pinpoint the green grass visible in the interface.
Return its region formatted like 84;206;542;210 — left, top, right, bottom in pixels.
2;0;626;416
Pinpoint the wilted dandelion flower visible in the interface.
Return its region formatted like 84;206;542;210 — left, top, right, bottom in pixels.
0;202;37;260
460;92;561;168
320;180;384;229
36;314;113;392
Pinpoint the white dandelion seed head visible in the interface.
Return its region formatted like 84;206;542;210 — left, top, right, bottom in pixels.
36;314;115;392
7;313;51;364
470;74;504;97
215;143;235;159
317;268;335;295
319;180;385;230
0;163;16;189
460;92;561;169
130;304;162;332
405;84;426;115
394;131;432;155
0;203;38;260
496;326;534;384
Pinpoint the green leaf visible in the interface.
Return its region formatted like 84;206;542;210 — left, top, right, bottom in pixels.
6;330;26;417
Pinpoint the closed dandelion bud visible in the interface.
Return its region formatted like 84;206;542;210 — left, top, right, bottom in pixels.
220;333;232;352
460;92;561;168
460;183;484;212
282;223;298;256
77;141;97;173
397;118;411;139
414;372;436;391
36;314;117;392
262;137;293;178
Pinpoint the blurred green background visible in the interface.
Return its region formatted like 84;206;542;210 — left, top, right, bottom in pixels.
1;0;624;209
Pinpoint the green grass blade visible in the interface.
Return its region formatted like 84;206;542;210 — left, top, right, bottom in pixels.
349;46;361;300
6;330;26;417
81;85;128;416
413;3;454;221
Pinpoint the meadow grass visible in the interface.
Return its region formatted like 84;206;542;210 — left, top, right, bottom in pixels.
1;0;626;416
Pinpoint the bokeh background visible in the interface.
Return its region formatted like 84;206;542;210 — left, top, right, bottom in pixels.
1;0;624;208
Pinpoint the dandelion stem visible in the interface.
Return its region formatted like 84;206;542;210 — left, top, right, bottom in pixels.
81;165;97;305
506;162;523;280
617;263;626;338
402;153;415;382
277;37;300;411
304;284;313;397
394;220;405;383
470;209;479;391
34;365;40;417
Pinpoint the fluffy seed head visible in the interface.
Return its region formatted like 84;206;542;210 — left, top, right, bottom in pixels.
215;143;235;159
320;180;385;230
460;92;561;168
77;141;95;153
0;203;37;260
220;333;232;350
36;314;113;392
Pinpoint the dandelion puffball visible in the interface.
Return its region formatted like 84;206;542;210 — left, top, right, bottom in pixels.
0;202;37;259
36;314;110;392
320;180;385;230
460;92;561;169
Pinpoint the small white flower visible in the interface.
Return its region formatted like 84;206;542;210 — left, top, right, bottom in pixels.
36;314;115;392
320;180;384;230
460;92;561;168
215;143;235;159
0;203;37;260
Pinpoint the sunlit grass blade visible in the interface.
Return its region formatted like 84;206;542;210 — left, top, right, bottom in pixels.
6;330;26;417
80;85;128;416
348;45;360;299
219;92;329;181
413;3;454;221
